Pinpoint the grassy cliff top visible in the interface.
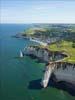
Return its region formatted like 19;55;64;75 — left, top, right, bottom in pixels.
48;40;75;64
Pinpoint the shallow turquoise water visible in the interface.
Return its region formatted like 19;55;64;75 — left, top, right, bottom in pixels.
0;24;75;100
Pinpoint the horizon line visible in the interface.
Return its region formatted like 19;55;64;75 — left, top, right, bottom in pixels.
0;22;75;24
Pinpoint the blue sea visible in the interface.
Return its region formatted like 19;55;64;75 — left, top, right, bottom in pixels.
0;24;75;100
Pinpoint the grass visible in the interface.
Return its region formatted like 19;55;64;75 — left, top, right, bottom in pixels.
48;40;75;64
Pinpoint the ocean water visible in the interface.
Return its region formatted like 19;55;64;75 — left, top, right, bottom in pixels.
0;24;75;100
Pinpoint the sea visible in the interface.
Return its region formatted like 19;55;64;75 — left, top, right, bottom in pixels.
0;24;75;100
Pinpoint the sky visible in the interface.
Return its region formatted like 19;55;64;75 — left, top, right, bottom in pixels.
1;0;75;23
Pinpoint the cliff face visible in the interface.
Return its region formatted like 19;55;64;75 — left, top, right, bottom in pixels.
41;64;55;88
23;46;67;62
41;62;75;88
54;63;75;84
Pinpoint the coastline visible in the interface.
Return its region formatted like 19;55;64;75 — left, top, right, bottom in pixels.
13;31;75;89
1;24;75;100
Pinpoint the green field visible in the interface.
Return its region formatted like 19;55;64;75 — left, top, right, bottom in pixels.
48;40;75;63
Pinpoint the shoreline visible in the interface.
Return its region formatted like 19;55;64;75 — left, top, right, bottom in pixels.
30;37;47;46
